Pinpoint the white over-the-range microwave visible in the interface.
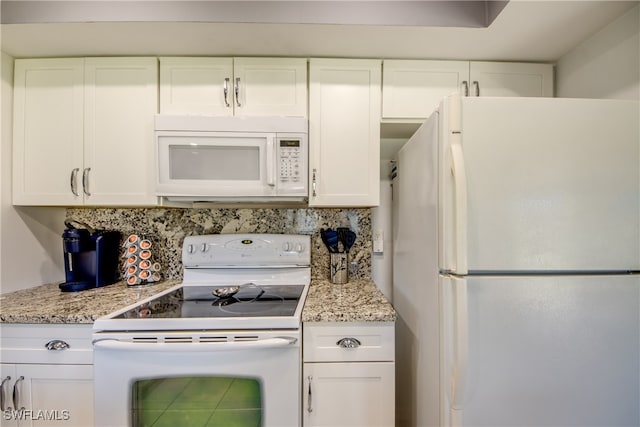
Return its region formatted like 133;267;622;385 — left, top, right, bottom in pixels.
155;115;308;203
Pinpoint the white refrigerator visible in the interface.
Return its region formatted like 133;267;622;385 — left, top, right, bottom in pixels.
392;95;639;427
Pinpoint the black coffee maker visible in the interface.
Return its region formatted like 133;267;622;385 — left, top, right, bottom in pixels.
60;220;121;292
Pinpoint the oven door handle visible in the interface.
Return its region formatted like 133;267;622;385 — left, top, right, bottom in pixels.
92;336;298;352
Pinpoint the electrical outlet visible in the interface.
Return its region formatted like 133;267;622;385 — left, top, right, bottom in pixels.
373;230;384;254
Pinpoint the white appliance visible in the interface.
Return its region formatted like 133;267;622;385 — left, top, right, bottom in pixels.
155;116;308;203
392;95;640;427
93;234;311;427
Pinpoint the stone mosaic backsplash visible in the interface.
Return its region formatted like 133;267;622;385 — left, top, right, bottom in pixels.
66;208;372;281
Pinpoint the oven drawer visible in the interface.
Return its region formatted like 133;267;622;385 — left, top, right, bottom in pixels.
303;322;394;362
0;324;93;365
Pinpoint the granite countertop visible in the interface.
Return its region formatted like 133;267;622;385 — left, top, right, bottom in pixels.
0;278;396;324
0;280;180;324
303;279;396;322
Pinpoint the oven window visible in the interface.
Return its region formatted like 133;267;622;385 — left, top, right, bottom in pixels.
132;376;262;427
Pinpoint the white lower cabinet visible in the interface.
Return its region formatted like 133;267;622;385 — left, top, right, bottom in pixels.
302;322;395;427
0;324;93;427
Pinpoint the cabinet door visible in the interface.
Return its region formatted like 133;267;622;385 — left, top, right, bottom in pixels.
83;58;158;206
303;362;394;427
309;59;381;207
382;60;469;119
12;59;84;206
17;364;93;427
0;364;92;427
1;364;17;427
233;58;308;117
159;57;233;115
469;61;554;97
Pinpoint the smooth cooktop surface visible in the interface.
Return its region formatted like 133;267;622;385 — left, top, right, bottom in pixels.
114;284;306;320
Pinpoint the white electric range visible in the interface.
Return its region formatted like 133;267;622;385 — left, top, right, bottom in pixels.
92;233;311;427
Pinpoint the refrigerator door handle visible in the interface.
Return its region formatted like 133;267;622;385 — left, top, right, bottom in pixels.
451;277;469;410
450;143;468;273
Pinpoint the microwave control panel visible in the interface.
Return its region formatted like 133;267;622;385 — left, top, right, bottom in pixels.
278;138;307;192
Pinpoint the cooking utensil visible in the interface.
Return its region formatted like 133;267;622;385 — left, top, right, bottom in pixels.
344;230;356;253
212;286;240;298
335;227;357;253
321;228;340;253
337;227;349;253
320;228;333;253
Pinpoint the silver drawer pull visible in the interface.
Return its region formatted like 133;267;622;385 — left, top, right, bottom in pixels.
45;340;70;351
82;167;91;196
70;168;80;196
307;375;313;413
13;376;24;411
1;376;11;411
223;78;231;107
336;337;361;349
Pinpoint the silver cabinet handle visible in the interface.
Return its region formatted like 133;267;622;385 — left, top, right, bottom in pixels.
336;337;362;348
82;167;91;196
234;77;242;107
70;168;80;196
473;81;479;96
312;168;317;197
1;376;11;411
307;375;313;413
223;78;231;107
45;339;70;351
462;81;469;97
12;376;24;411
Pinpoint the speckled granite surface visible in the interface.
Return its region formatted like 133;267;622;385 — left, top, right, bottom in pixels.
0;280;179;324
303;279;396;322
66;207;372;281
0;278;395;324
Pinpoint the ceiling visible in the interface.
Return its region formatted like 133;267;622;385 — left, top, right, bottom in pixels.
1;1;637;61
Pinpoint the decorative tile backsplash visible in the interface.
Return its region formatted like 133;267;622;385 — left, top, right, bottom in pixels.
66;208;372;281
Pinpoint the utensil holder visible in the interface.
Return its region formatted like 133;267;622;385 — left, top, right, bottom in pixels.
330;253;348;284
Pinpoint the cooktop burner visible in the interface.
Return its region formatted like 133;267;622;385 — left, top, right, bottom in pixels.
115;284;306;320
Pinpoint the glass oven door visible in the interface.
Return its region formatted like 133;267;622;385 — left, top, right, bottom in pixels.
93;330;300;427
156;132;277;198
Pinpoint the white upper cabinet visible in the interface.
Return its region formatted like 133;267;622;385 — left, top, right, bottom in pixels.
12;57;158;206
382;60;554;119
309;59;381;207
159;57;232;116
234;58;308;117
468;61;554;97
12;59;85;205
159;57;308;117
83;58;159;206
382;60;469;120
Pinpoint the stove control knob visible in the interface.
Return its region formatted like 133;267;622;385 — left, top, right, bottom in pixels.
283;242;291;252
201;243;209;253
187;244;195;254
296;243;304;253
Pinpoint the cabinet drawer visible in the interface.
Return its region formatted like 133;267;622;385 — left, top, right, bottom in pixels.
303;322;394;362
0;324;93;365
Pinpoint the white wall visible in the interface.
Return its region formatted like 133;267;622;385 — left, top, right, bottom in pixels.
371;162;394;301
556;5;639;100
372;138;408;301
1;52;65;294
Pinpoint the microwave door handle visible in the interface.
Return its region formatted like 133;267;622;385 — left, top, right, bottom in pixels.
266;136;276;187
